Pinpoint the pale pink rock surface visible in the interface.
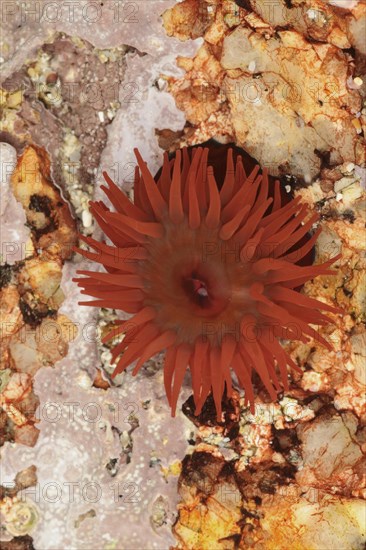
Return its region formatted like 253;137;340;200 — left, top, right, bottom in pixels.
0;143;30;264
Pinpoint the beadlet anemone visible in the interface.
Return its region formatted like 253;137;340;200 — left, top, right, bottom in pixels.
73;144;340;419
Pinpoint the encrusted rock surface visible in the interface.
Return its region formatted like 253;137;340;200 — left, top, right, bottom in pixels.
0;145;77;451
163;0;365;181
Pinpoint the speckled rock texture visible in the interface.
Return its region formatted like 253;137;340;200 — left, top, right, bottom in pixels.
0;1;365;549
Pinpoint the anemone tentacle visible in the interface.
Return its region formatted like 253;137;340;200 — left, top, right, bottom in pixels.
73;147;341;420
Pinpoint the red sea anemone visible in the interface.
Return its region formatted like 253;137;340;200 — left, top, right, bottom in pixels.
73;145;340;420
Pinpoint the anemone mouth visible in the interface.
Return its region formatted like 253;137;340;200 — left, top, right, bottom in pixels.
73;145;341;420
182;271;209;307
180;267;228;315
175;259;229;316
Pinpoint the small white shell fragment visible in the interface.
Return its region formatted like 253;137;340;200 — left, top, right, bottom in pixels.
334;176;357;193
82;209;92;228
76;372;93;389
307;9;317;20
248;60;256;73
344;162;355;173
